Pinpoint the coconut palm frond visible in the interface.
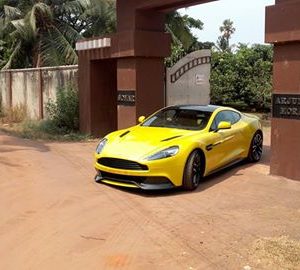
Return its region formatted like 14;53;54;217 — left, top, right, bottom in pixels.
57;21;82;45
165;24;182;47
29;2;53;34
3;5;22;20
11;18;34;42
2;40;22;69
166;11;203;51
40;35;61;66
48;26;78;65
62;0;90;14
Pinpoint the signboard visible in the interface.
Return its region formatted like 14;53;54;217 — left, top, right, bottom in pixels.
117;91;136;106
272;94;300;120
195;74;205;85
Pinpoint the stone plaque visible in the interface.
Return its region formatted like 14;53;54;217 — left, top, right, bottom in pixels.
117;91;136;106
272;94;300;120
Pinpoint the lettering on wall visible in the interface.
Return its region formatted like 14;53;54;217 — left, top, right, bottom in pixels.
272;94;300;120
117;91;136;106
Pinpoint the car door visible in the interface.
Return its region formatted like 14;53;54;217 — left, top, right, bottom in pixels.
205;110;244;172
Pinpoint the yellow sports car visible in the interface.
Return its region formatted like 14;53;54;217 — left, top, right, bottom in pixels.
94;105;263;191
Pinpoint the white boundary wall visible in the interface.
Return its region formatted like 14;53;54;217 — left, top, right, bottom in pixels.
0;65;78;119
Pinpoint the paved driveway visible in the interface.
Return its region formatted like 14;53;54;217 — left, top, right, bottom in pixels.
0;129;299;270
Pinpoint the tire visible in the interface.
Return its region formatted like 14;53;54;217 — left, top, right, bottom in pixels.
247;131;263;162
182;150;202;191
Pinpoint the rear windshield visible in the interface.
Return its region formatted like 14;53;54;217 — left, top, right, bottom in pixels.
142;108;212;131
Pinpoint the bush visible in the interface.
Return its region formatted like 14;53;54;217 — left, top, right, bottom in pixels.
210;44;273;112
46;85;79;132
17;120;90;141
0;103;27;123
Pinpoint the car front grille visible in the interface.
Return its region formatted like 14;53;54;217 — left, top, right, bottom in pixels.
100;171;146;184
98;158;148;171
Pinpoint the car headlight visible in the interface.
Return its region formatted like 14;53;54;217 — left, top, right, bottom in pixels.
96;138;107;154
147;146;179;161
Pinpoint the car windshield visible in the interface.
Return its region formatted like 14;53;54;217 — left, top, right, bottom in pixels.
142;108;212;131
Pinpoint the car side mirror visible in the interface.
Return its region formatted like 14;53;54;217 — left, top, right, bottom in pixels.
216;121;231;132
138;116;146;123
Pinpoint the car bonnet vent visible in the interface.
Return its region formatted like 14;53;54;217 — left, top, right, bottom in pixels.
120;130;130;138
161;135;182;142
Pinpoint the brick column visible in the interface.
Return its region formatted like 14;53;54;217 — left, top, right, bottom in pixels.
266;0;300;180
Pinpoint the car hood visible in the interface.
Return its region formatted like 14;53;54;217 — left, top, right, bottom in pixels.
101;126;195;160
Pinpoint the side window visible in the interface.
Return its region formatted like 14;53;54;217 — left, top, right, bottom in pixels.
210;111;241;131
231;111;241;124
210;112;226;131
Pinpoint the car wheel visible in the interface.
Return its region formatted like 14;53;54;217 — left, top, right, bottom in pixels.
182;150;202;191
248;131;263;162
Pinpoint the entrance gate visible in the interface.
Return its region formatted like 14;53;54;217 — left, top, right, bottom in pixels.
77;0;300;181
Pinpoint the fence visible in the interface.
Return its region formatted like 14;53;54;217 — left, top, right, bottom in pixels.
0;65;78;119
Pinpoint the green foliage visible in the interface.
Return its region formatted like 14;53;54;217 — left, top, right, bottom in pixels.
19;120;90;141
211;44;273;111
165;11;205;67
0;0;116;69
46;85;79;132
0;119;91;141
166;11;203;50
165;43;186;68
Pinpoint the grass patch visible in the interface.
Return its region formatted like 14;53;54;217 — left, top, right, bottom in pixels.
0;85;93;142
0;120;92;142
1;103;27;124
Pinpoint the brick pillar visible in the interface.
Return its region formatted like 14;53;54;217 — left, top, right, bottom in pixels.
117;57;165;130
266;0;300;180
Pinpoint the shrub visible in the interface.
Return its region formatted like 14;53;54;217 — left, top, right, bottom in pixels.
46;85;79;132
18;120;90;141
1;103;27;123
210;44;273;112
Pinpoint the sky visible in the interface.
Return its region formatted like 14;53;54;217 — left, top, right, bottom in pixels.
179;0;275;45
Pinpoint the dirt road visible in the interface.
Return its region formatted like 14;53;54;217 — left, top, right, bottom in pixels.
0;129;299;270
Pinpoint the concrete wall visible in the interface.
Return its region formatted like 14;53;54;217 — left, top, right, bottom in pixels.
0;66;78;119
166;50;211;106
0;72;10;110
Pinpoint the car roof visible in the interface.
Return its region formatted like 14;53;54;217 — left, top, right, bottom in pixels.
167;104;222;113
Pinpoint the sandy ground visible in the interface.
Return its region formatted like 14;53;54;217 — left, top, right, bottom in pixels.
0;128;299;270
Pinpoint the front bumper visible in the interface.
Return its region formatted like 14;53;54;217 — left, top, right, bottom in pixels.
94;155;185;190
95;172;174;190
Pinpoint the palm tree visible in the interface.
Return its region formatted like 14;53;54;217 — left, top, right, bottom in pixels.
165;11;204;66
0;0;116;69
166;11;203;51
216;19;236;52
1;0;81;69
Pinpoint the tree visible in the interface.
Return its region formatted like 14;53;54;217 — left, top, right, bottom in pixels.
0;0;116;69
216;19;236;53
210;44;273;111
165;11;204;67
1;1;204;69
